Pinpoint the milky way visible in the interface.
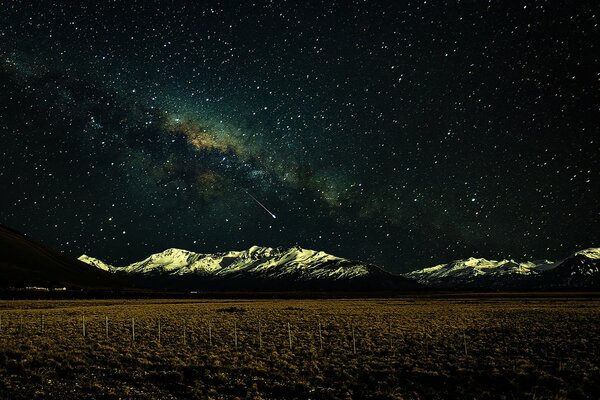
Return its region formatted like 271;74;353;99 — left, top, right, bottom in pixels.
0;1;598;272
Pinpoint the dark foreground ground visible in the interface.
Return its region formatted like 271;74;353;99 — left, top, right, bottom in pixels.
0;295;599;399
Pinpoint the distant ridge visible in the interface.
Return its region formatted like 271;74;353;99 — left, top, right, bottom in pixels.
2;223;597;292
402;248;600;289
78;246;422;291
0;224;121;289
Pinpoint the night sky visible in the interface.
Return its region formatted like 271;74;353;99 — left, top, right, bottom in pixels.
1;1;598;273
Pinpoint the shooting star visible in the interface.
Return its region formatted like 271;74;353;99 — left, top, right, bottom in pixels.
246;191;277;219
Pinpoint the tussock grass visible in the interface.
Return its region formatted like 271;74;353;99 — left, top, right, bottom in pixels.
0;297;598;399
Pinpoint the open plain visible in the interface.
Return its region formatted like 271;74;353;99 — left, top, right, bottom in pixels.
0;295;599;399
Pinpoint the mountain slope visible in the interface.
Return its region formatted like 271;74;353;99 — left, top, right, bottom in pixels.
80;246;421;291
0;225;120;288
535;248;600;288
77;255;114;272
403;248;600;289
403;258;542;289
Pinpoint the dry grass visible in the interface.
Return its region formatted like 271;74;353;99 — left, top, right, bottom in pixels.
0;297;599;399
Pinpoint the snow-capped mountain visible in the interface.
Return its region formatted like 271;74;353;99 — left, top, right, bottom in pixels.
78;255;114;272
403;248;600;289
402;258;547;289
537;248;600;288
78;245;600;291
79;246;420;291
118;246;377;279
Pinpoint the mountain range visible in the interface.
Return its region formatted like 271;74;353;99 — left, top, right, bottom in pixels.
402;248;600;289
1;223;598;292
78;246;420;291
79;246;600;291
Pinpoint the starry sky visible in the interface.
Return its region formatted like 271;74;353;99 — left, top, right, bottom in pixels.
0;1;598;273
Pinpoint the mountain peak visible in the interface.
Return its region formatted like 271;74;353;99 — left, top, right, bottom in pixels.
575;248;600;260
77;244;420;291
77;254;114;272
403;247;600;289
159;248;197;256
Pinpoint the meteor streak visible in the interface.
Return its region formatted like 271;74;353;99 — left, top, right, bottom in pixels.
246;191;277;219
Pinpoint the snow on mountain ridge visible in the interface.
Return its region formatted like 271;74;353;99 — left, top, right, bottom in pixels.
403;248;600;288
79;245;376;281
77;254;113;272
576;248;600;259
405;257;540;283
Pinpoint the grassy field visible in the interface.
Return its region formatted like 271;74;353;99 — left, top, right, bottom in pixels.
0;296;599;399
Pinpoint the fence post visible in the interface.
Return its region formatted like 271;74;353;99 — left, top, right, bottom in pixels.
318;321;323;350
352;325;356;354
258;321;262;350
234;321;238;349
132;318;135;343
82;316;86;338
105;316;109;339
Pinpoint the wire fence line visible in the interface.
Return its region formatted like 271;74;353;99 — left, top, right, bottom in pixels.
0;311;480;357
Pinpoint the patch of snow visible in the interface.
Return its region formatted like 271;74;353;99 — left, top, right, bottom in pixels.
78;254;113;271
575;248;600;260
98;245;376;282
